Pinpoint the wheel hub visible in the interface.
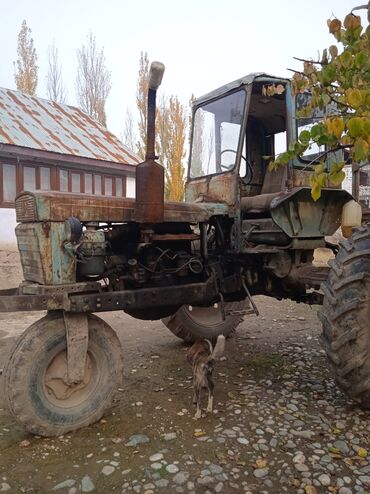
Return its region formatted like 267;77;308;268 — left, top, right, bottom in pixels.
44;351;92;402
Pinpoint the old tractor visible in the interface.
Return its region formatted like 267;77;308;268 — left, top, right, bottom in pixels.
0;63;368;436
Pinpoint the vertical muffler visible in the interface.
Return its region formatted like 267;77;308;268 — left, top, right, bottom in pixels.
135;61;165;223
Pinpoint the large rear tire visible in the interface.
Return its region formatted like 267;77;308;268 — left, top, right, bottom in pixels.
162;300;247;343
4;311;123;436
319;223;370;408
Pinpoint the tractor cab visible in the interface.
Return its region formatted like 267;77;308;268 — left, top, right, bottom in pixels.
187;73;351;248
187;73;290;208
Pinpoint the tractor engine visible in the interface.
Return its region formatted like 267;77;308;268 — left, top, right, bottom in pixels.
74;222;204;292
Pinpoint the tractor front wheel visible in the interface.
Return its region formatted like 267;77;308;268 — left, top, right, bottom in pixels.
319;223;370;408
4;311;123;436
161;301;247;343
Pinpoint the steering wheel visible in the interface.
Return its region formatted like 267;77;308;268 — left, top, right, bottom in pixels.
219;149;244;170
219;149;253;184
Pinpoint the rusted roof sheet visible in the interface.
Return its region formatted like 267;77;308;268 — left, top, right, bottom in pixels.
0;87;140;165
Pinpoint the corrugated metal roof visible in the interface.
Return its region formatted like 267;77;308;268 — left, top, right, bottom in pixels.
0;87;140;165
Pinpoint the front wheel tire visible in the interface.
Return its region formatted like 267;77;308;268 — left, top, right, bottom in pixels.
161;300;247;343
4;311;123;436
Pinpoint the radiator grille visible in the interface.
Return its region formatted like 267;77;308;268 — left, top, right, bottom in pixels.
15;194;37;222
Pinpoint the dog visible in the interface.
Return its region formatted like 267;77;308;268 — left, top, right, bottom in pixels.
187;334;225;419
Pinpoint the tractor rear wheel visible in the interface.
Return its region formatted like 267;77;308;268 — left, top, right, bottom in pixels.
4;311;123;436
161;300;247;343
319;223;370;408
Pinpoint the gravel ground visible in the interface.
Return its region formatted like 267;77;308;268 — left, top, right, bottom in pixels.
0;250;369;493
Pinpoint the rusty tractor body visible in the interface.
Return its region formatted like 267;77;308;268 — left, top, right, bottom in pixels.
1;65;369;436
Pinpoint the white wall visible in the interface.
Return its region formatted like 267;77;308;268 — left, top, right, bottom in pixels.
342;165;352;194
0;208;17;249
126;176;135;198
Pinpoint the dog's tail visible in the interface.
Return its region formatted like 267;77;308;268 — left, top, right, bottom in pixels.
210;334;225;360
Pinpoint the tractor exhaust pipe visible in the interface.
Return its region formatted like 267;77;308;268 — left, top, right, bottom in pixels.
135;61;165;224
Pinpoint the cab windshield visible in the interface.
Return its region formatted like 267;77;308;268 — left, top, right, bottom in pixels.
190;90;246;178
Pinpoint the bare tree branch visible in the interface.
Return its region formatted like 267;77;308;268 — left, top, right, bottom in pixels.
76;32;111;127
46;42;67;103
121;107;136;151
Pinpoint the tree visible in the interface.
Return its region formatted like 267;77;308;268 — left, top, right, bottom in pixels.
76;33;111;127
136;51;150;159
135;52;187;200
14;20;38;95
270;3;370;200
156;94;170;165
163;96;187;201
188;94;204;177
46;42;67;103
122;107;136;151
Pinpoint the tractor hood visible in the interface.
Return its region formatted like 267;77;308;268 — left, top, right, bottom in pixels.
15;191;229;224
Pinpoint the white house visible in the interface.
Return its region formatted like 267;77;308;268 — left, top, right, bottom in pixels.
0;87;139;248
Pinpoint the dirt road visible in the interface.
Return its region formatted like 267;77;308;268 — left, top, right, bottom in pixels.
0;251;369;494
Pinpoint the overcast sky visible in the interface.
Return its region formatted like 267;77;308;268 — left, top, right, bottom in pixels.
0;0;356;140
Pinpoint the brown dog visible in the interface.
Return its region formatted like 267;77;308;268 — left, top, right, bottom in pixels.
187;335;225;418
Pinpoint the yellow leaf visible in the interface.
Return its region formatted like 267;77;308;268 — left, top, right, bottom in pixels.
313;163;325;175
304;485;318;494
329;45;338;58
311;183;322;202
193;430;206;437
344;13;361;30
347;89;363;109
328;18;341;34
357;447;368;458
348;117;364;138
354;137;369;162
254;459;268;469
330;117;345;139
290;478;300;487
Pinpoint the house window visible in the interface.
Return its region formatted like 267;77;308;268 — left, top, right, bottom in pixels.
60;169;68;192
40;167;51;190
24;166;36;192
116;177;122;196
85;174;93;194
94;175;102;195
105;177;113;196
71;172;81;193
3;164;17;202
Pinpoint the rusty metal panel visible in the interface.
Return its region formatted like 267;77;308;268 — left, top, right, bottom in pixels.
0;289;68;312
16;221;76;285
15;193;37;221
270;187;352;238
16;191;226;224
186;173;236;207
194;73;289;107
16;223;45;284
135;159;164;223
64;312;89;385
0;87;140;165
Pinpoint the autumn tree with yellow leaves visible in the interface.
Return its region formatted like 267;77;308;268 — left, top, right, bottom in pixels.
163;96;186;201
136;53;187;201
14;20;38;95
270;3;370;200
136;52;150;160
